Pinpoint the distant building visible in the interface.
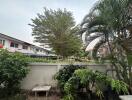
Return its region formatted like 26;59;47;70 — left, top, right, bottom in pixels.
0;33;54;57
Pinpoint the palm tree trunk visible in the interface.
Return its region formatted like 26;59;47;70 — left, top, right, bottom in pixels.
105;33;121;80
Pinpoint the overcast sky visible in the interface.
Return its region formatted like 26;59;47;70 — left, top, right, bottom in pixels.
0;0;98;45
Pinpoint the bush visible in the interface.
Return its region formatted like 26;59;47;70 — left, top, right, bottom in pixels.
55;65;85;93
64;69;129;100
0;49;29;98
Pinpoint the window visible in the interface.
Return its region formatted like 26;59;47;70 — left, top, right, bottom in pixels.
36;49;39;52
22;45;28;50
40;49;43;52
0;39;5;45
10;42;18;48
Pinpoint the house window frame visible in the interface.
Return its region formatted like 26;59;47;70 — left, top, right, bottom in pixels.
0;39;5;46
22;45;28;50
10;42;19;48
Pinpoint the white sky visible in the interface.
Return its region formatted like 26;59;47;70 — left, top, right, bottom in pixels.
0;0;98;45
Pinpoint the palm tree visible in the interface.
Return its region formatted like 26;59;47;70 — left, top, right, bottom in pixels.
81;0;132;90
81;0;132;57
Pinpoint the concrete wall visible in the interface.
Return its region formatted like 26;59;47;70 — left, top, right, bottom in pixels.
21;63;110;90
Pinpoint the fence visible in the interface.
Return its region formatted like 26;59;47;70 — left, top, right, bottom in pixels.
21;62;110;90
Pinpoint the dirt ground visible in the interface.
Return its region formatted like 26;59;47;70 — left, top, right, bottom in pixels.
27;92;60;100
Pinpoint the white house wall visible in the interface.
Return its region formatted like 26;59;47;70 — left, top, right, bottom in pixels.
0;35;49;55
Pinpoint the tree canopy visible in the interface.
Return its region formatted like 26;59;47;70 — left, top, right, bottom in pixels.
81;0;132;58
80;0;132;90
30;8;82;57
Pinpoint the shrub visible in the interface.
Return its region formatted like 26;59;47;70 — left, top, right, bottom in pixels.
55;65;85;93
0;49;29;98
64;69;129;100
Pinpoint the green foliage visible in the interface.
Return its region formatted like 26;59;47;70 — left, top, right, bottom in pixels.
110;79;128;94
0;49;29;98
26;56;91;63
27;57;57;63
127;54;132;65
30;8;82;58
81;0;132;59
55;65;85;92
61;94;74;100
64;69;129;100
75;49;89;58
50;32;82;58
64;75;81;95
80;0;132;89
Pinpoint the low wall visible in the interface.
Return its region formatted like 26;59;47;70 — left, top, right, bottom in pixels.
21;63;110;90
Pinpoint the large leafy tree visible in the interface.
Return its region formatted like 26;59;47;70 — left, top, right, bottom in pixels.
30;8;82;58
81;0;132;90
